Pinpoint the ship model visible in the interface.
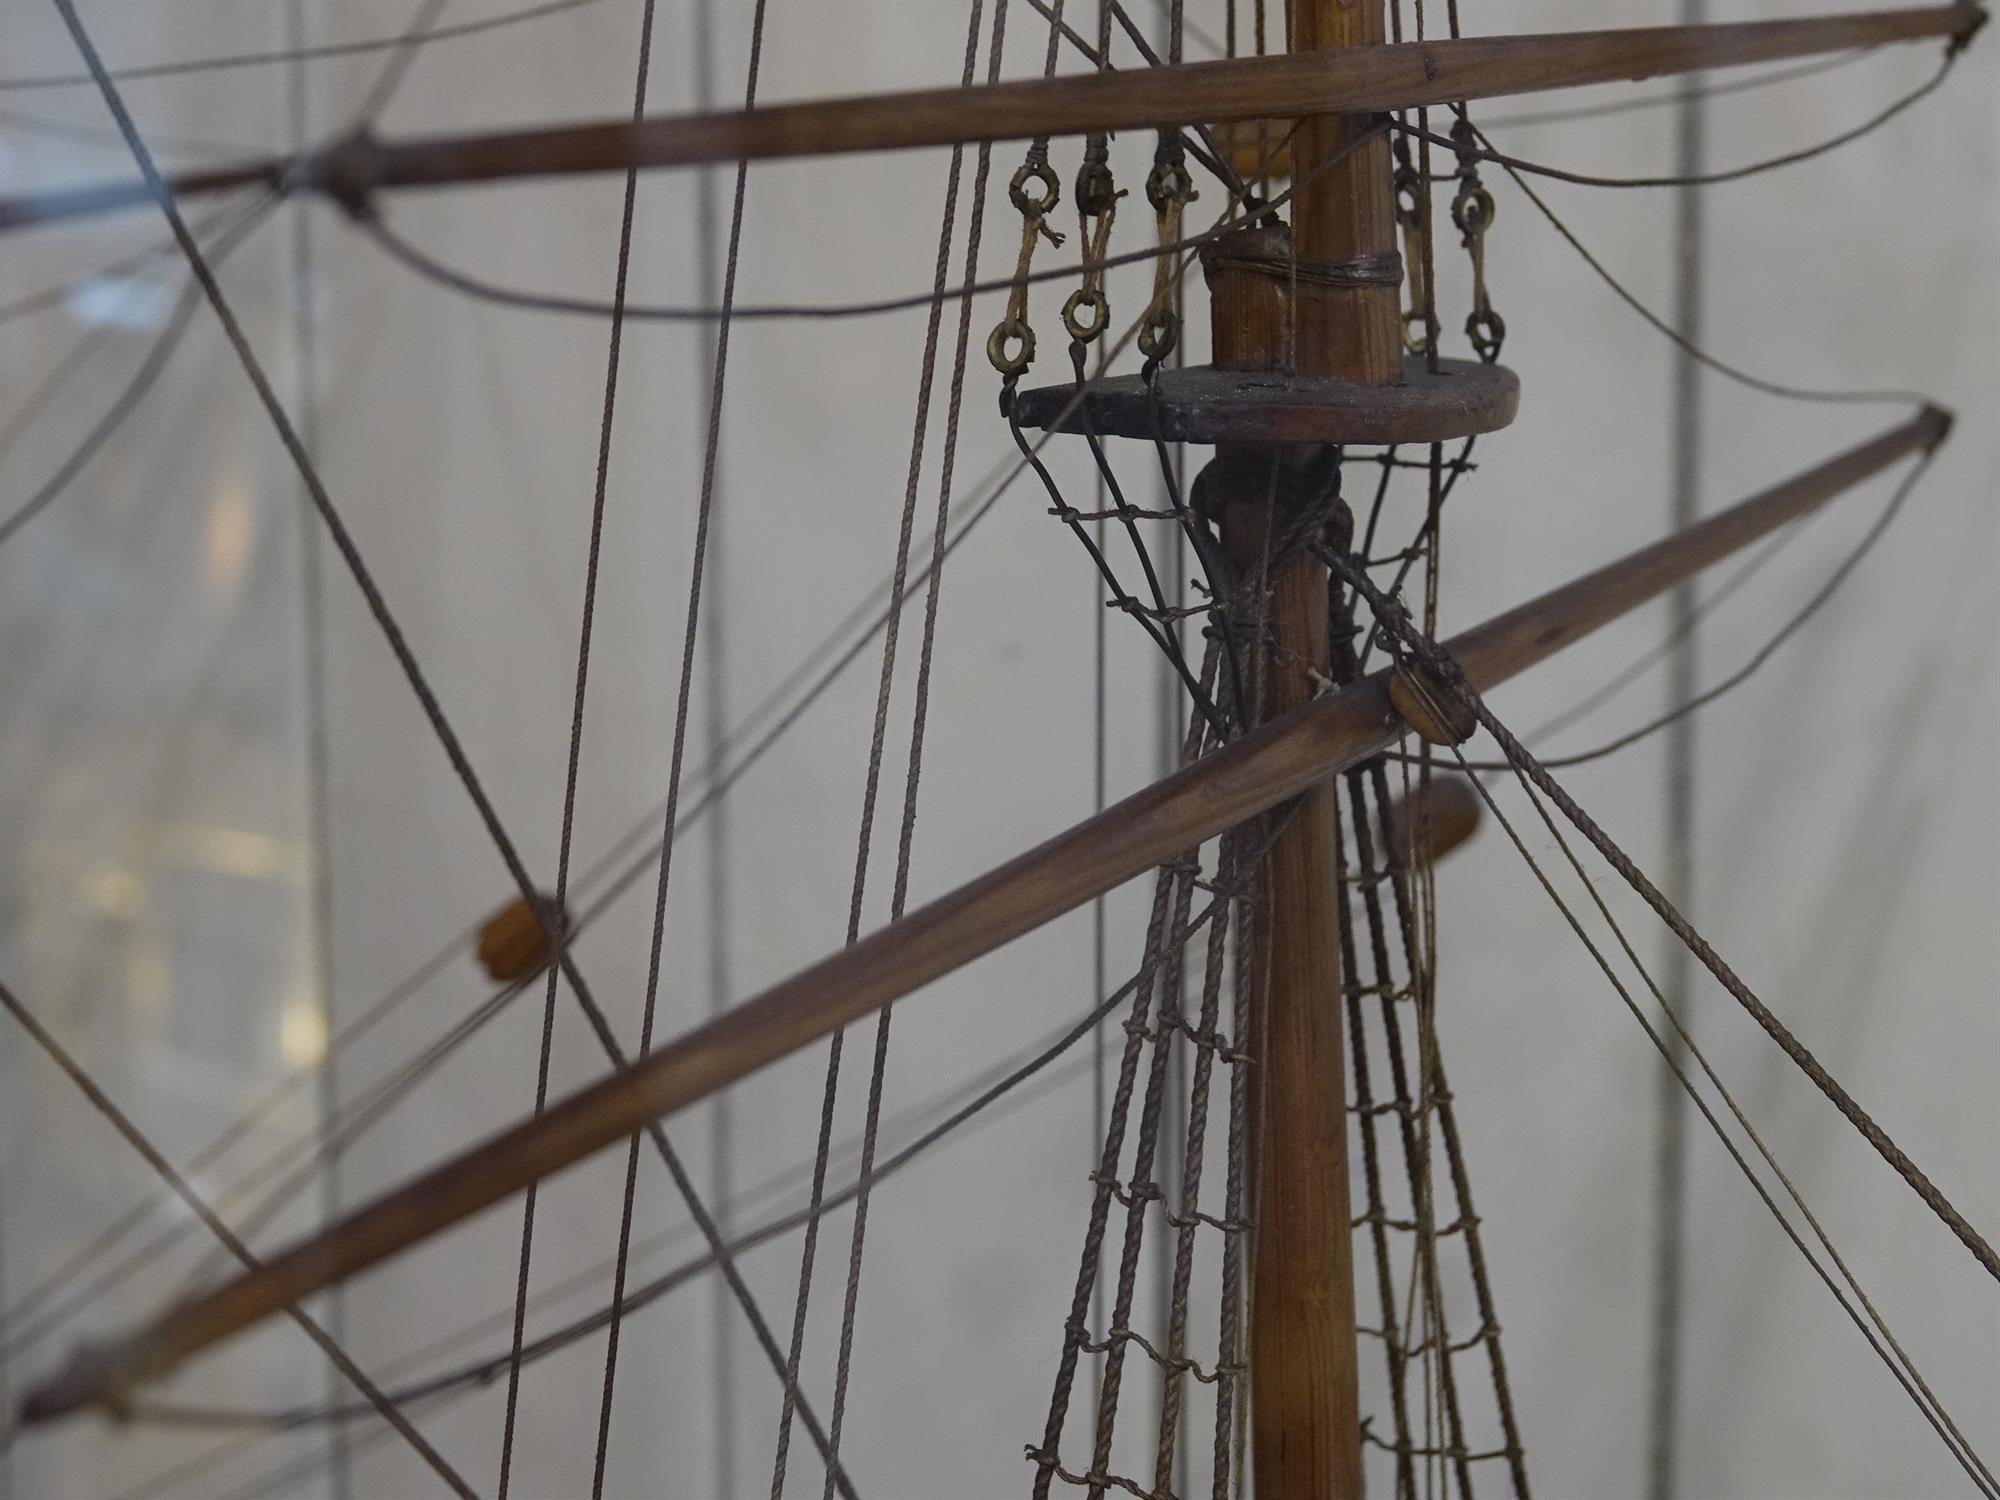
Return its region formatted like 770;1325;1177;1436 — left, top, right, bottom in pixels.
0;1;1993;1496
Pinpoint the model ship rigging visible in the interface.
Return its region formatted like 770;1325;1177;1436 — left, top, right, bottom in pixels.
0;1;1992;1496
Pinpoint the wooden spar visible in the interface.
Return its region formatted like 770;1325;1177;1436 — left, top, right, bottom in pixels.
15;405;1948;1425
1447;409;1949;685
0;160;275;234
0;5;1975;235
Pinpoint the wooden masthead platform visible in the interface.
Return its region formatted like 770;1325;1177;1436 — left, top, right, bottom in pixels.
1011;356;1519;446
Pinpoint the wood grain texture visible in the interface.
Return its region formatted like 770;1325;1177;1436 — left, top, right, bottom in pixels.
348;7;1969;189
1286;0;1402;386
0;7;1971;234
1220;505;1365;1500
0;159;274;233
473;893;564;982
1205;225;1295;372
1384;775;1485;867
1011;358;1520;446
1447;405;1950;689
16;407;1945;1422
1237;5;1385;1490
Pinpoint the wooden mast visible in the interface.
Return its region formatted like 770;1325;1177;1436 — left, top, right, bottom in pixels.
1208;3;1394;1494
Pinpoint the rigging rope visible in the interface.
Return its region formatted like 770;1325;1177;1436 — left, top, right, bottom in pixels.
778;2;1003;1493
843;6;1013;1493
0;977;478;1498
349;0;453;130
1030;645;1229;1500
11;10;1978;1474
1511;526;1805;754
0;964;524;1364
0;194;277;551
1049;0;1247;203
1407;698;1999;1497
1;0;607;92
94;1035;1112;1500
689;0;737;1484
52;0;857;1484
1395;52;1958;193
1338;560;2000;1289
1331;461;1996;1496
1481;124;1936;409
1482;47;1874;130
0;239;1183;1365
1365;757;1531;1499
1332;781;1421;1500
1648;26;1708;1494
1442;447;1938;773
351;114;1336;329
486;0;657;1487
104;896;1247;1500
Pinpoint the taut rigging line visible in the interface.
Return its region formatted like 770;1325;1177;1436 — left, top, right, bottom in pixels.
16;404;1950;1427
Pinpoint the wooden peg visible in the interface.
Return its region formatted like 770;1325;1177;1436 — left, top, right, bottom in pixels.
475;893;568;982
1389;663;1477;747
1383;773;1484;867
1199;222;1293;373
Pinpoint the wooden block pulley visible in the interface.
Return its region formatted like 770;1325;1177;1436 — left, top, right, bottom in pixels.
476;892;569;982
1389;664;1477;747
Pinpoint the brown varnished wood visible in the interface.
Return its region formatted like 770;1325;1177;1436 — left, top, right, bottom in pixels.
1204;226;1295;373
1389;663;1479;746
1219;491;1365;1500
474;893;566;982
0;159;275;234
1384;775;1484;867
1017;222;1517;448
1286;0;1403;386
0;7;1971;235
16;407;1945;1423
338;7;1980;194
1235;3;1391;1490
1250;601;1360;1500
1010;358;1520;446
1447;405;1950;690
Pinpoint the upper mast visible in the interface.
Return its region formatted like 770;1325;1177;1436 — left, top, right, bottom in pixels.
1218;0;1399;1491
